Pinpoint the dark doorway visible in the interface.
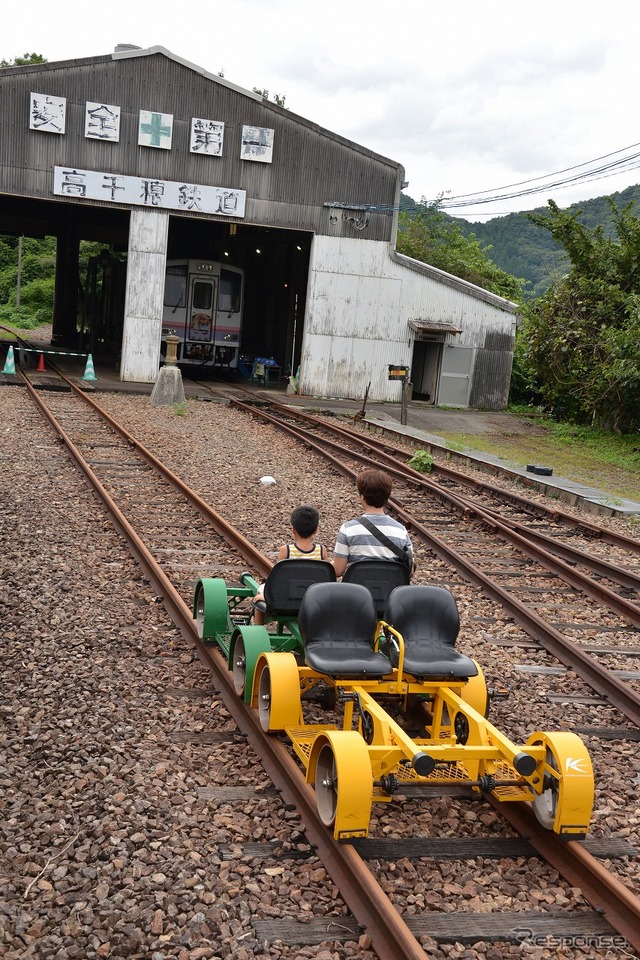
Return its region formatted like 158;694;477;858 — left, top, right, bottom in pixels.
411;339;443;402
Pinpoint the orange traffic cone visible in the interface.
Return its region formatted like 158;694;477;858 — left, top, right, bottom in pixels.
37;353;46;372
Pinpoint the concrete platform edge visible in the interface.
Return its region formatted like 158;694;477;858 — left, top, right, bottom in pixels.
363;418;640;519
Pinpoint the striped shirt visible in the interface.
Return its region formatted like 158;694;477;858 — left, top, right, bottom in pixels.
287;542;325;560
333;514;413;567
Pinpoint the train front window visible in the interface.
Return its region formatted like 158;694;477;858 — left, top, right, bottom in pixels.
193;281;213;311
219;269;241;313
164;268;186;309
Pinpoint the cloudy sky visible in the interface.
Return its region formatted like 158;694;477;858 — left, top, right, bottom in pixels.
4;0;638;220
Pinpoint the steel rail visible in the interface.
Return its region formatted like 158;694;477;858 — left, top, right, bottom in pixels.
234;400;640;624
490;799;640;953
473;511;640;593
25;367;273;580
269;401;640;556
233;399;640;726
267;402;640;592
21;374;428;960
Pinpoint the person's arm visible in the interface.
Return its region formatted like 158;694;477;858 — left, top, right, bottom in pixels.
332;525;349;578
332;555;348;578
276;544;288;561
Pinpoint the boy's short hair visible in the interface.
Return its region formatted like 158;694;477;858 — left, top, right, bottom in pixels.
290;505;320;538
356;469;392;508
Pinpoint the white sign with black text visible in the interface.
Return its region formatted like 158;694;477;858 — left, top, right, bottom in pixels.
52;166;246;217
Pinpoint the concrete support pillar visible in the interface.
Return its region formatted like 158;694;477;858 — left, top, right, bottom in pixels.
120;208;169;382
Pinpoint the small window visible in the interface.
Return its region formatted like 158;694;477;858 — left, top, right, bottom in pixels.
219;269;241;313
193;281;213;311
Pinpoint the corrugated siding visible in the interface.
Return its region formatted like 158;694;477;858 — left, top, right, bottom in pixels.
468;349;514;409
0;52;399;240
300;236;516;405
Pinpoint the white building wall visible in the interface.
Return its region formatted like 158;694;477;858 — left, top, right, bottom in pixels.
299;235;517;403
120;208;170;383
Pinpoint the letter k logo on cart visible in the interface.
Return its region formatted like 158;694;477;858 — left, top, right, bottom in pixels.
566;757;588;773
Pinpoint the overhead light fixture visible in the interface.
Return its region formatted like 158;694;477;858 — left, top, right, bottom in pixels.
296;245;302;251
256;248;261;254
223;251;229;257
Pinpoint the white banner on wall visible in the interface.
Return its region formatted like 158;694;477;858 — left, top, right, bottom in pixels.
53;166;246;217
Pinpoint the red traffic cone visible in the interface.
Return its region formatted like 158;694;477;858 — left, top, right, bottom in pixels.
37;353;46;371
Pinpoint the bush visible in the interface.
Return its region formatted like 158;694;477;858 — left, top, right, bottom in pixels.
407;450;434;473
0;302;52;329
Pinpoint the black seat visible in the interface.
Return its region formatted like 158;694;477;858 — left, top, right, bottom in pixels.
263;559;336;617
342;560;411;618
384;585;478;679
298;582;392;678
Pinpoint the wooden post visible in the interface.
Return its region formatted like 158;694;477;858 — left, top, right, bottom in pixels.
388;365;411;426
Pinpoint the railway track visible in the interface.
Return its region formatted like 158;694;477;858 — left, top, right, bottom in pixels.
12;368;640;956
13;368;427;959
266;400;640;566
230;399;640;729
256;399;640;578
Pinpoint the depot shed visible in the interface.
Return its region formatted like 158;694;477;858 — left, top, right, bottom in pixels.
0;45;519;407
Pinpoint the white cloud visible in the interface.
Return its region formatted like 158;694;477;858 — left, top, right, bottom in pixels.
3;0;640;219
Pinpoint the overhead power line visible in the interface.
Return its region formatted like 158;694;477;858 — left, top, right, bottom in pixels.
435;143;640;211
441;142;640;199
449;164;640;218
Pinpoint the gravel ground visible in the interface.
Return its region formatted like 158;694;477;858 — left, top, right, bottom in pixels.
0;388;376;960
2;386;638;960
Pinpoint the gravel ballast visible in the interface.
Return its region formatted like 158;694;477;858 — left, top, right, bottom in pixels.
2;386;638;960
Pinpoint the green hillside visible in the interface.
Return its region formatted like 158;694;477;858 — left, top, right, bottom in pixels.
400;184;640;297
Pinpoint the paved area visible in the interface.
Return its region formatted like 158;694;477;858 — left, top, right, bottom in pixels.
2;345;639;518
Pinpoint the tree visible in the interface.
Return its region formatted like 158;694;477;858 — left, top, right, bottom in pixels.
521;200;640;432
0;52;46;67
252;87;287;108
396;198;525;302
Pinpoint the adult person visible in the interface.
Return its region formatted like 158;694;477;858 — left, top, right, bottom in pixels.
332;468;414;578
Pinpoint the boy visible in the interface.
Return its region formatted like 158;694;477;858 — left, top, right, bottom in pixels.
253;505;328;623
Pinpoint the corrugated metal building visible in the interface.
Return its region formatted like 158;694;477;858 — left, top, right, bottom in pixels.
0;45;518;406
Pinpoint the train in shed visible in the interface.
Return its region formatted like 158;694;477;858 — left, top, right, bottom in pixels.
161;259;244;370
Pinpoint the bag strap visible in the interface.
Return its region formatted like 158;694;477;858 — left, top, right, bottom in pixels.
359;515;410;568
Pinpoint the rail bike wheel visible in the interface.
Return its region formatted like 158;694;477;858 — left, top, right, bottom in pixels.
527;731;594;837
458;660;488;718
255;652;301;732
311;731;373;839
232;634;247;695
230;626;272;700
193;577;229;642
315;742;339;827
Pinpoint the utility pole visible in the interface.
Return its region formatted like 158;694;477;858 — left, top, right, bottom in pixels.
16;236;23;308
